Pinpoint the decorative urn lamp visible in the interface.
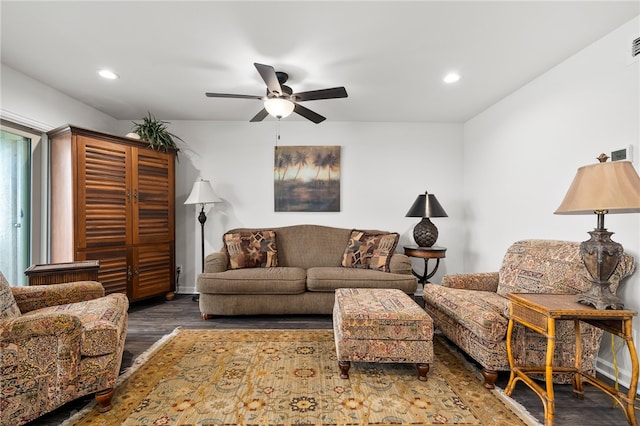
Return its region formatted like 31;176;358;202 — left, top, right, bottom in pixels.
406;191;448;247
555;154;640;310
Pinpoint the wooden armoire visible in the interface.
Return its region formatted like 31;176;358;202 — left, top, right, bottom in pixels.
48;125;175;301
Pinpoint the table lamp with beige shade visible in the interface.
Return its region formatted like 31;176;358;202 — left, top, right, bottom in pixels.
555;153;640;310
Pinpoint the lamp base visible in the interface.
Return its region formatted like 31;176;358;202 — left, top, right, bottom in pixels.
413;217;438;247
577;224;625;310
577;281;624;310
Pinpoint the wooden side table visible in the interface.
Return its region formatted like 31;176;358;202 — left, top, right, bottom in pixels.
24;260;100;285
505;293;638;426
403;246;446;284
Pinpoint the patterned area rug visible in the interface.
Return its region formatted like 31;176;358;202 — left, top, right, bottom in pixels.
64;328;536;425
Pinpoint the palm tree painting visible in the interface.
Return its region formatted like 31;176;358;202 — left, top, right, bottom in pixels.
275;146;340;212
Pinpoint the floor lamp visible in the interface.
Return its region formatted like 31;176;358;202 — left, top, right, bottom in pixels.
185;179;221;302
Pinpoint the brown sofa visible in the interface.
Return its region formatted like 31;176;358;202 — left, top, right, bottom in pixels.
422;239;635;389
197;224;417;317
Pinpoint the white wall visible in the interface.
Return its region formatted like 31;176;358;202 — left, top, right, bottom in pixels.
1;64;118;133
1;64;119;265
463;17;640;390
118;120;465;295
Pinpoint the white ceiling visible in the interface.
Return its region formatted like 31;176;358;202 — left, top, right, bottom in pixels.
1;1;638;123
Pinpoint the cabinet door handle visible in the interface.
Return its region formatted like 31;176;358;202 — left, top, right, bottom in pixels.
127;266;132;279
134;267;139;276
133;189;138;202
126;189;131;202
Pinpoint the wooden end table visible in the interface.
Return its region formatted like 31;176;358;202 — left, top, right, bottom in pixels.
505;293;638;426
403;245;446;284
24;260;100;285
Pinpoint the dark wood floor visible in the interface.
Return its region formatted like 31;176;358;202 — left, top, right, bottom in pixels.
28;294;635;425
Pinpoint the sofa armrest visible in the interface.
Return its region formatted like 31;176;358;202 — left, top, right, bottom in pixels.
442;272;499;292
205;252;229;273
389;253;412;275
12;281;105;313
0;312;83;393
1;311;82;341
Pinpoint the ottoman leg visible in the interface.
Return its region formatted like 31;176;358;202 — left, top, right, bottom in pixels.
417;363;430;381
338;361;351;379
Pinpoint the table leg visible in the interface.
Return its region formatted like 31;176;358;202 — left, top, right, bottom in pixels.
411;258;441;284
505;317;517;396
572;319;584;399
623;318;638;426
544;317;556;426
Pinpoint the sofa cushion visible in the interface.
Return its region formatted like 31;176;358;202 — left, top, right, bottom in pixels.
197;267;306;295
223;230;278;269
422;284;509;343
31;293;129;356
307;267;417;293
496;240;589;296
341;230;399;272
425;304;511;371
0;271;21;320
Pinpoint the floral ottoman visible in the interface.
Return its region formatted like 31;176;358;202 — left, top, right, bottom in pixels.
333;287;433;381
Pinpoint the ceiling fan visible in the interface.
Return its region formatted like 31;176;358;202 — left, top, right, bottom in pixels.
205;63;348;124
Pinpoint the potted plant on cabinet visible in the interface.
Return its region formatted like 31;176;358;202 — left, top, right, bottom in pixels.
130;112;183;157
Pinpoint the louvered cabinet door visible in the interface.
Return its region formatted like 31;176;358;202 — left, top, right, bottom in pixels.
76;136;132;249
132;148;175;245
131;243;174;300
48;125;176;301
76;246;130;295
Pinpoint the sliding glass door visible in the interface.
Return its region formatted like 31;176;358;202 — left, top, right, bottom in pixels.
0;130;31;286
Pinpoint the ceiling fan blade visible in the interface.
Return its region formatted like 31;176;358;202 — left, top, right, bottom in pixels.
292;87;348;102
254;63;283;96
294;103;326;124
250;108;269;122
205;92;263;100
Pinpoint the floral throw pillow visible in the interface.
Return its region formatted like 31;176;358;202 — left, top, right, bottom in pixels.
223;230;278;269
341;230;399;272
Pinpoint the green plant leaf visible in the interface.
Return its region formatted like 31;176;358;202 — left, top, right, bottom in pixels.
131;112;182;159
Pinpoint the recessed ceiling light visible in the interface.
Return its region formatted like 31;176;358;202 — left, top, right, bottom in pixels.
443;73;460;84
98;69;119;80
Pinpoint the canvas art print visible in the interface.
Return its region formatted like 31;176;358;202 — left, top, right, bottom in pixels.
274;146;340;212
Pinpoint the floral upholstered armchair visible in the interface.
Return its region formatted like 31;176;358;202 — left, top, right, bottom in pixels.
422;240;635;389
0;270;128;425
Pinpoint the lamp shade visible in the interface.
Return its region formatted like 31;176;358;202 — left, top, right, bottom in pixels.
184;179;221;205
264;98;295;119
555;160;640;215
406;192;448;218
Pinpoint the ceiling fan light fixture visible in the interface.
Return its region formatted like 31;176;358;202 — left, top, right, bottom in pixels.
264;98;295;119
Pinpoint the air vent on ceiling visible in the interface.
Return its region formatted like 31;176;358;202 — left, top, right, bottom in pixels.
633;36;640;58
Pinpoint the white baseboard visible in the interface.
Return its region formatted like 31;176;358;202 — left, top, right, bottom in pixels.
175;283;197;295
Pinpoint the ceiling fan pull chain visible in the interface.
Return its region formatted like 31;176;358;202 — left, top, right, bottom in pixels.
275;119;280;146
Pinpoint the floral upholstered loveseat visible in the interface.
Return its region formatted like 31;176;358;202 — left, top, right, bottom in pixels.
422;239;635;389
0;271;129;425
